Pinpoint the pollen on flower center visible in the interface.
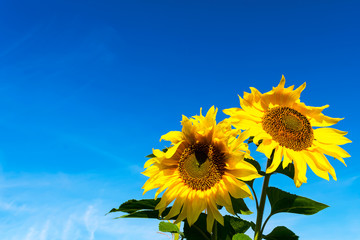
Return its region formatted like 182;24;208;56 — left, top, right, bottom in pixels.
178;144;225;191
283;114;302;131
262;106;314;151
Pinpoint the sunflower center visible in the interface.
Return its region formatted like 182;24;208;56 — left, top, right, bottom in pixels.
283;114;302;131
178;144;225;191
262;106;314;151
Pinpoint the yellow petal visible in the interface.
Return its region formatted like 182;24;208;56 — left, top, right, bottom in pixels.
204;106;217;128
257;139;278;159
215;182;234;214
240;97;265;117
266;146;283;173
223;175;252;199
165;141;183;158
165;196;185;220
207;196;224;226
282;148;292;168
231;118;260;131
314;141;350;165
181;115;195;143
286;81;306;105
206;207;215;233
294;103;342;127
305;151;337;180
236;129;251;143
223;107;242;118
226;164;262;181
308;150;337;180
141;165;160;178
187;192;206;226
156;183;184;213
261;76;305;107
314;128;351;145
155;176;181;198
160;131;184;143
291;151;308;187
144;158;157;169
309;113;343;127
252;131;271;146
175;200;189;224
153;148;165;158
302;151;329;180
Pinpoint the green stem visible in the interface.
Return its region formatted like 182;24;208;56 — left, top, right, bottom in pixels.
254;155;273;240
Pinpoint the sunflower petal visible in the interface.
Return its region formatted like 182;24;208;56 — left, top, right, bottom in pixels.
291;151;308;187
266;146;283;173
207;196;224;226
223;175;252;199
314;141;350;165
165;141;184;158
314;128;351;145
303;151;329;180
187;192;206;226
160;131;184;143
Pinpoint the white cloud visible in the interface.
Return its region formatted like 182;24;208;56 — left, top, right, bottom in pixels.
0;172;168;240
39;220;50;240
84;205;97;240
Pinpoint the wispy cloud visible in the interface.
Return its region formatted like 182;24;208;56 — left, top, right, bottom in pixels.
0;172;167;240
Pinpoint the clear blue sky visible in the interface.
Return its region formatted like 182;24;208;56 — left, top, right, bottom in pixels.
0;0;358;239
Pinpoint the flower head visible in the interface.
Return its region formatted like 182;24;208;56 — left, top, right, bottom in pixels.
224;76;351;187
142;107;261;232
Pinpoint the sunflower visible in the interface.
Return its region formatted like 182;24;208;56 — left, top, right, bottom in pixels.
142;106;262;232
224;76;351;187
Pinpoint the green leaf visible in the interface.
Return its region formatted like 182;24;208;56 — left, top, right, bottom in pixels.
115;207;173;219
267;187;329;215
232;233;252;240
109;198;177;220
216;216;251;240
183;214;251;240
108;199;161;214
183;213;211;240
263;226;299;240
274;163;295;180
230;195;253;215
117;210;161;219
159;221;180;233
225;216;251;234
250;221;256;232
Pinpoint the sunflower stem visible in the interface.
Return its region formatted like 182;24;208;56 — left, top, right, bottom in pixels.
254;154;273;240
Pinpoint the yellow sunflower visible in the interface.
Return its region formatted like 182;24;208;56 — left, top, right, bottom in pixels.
224;76;351;187
142;106;262;232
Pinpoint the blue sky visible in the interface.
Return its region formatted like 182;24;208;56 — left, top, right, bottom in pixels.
0;0;359;239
